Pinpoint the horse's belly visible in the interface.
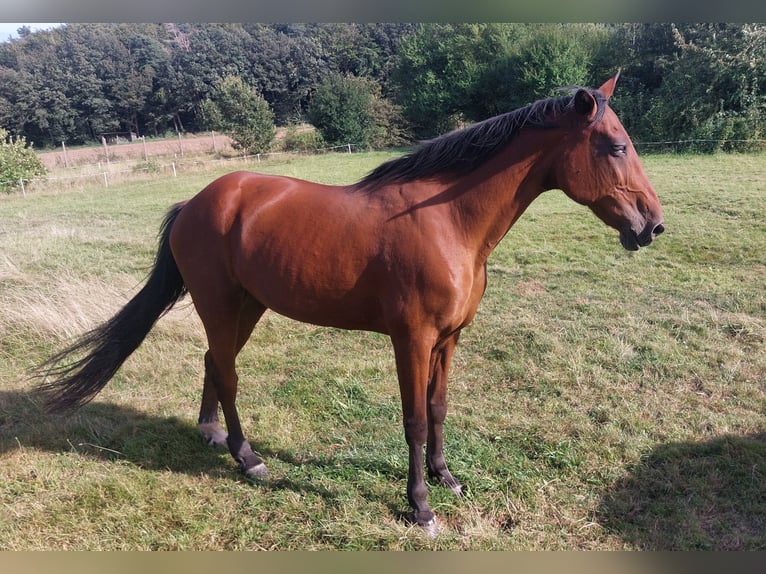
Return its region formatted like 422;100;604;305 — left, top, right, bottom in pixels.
236;253;388;333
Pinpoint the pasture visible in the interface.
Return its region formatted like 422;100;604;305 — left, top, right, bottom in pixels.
0;151;764;550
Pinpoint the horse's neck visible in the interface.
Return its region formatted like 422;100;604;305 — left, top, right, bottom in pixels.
450;133;554;260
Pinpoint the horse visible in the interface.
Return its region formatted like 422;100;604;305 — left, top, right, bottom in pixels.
35;72;664;534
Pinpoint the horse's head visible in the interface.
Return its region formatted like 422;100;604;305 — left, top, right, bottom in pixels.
551;72;664;251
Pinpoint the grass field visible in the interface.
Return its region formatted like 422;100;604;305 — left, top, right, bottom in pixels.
0;151;764;550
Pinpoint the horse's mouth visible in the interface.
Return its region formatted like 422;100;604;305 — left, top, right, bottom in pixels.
620;223;664;251
620;230;642;251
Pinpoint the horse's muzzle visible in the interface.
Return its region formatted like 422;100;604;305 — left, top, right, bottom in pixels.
621;222;665;251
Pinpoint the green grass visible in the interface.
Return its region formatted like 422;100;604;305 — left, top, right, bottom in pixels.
1;151;764;549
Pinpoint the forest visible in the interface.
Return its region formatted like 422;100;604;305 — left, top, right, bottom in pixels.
0;23;764;152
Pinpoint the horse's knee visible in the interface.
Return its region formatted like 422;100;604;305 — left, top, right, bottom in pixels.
428;401;447;424
403;418;428;445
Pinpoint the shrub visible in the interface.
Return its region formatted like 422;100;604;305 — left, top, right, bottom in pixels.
200;76;275;155
280;126;325;153
307;73;408;150
368;94;411;148
0;128;47;193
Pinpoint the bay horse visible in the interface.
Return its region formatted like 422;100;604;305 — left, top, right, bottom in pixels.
36;72;664;533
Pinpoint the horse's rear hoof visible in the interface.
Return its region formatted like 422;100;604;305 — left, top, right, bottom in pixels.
244;462;269;478
198;422;228;447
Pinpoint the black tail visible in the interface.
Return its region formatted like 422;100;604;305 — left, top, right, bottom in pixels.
34;202;188;413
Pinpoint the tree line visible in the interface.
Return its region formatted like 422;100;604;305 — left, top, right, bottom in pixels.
0;23;764;153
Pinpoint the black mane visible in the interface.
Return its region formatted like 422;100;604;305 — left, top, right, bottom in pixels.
353;90;605;190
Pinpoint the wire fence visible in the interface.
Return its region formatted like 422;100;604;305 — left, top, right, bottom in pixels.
633;138;766;153
3;137;765;197
2;142;363;197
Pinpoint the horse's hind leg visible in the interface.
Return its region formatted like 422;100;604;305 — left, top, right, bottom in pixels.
198;352;228;446
198;296;266;448
195;289;268;477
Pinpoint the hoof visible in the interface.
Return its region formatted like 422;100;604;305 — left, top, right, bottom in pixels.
418;516;440;538
244;462;269;478
410;510;439;538
198;422;228;447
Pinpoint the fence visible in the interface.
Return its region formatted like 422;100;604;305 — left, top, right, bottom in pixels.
2;141;362;196
634;138;766;153
3;136;765;197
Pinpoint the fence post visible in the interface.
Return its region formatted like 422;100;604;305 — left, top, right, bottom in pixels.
19;178;26;197
347;143;352;154
142;136;148;162
103;172;109;187
62;141;69;168
102;136;110;167
172;162;177;177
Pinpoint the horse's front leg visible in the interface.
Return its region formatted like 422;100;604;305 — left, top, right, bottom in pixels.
426;331;463;497
392;331;438;535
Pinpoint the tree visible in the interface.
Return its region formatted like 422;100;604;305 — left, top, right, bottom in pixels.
392;24;485;137
201;75;275;154
307;72;406;149
245;24;328;125
0;22;762;152
392;24;521;137
0;127;46;193
644;24;766;151
473;24;605;119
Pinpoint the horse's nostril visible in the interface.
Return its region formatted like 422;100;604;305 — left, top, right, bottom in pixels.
653;223;665;236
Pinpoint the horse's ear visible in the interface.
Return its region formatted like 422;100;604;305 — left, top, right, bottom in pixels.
573;89;597;120
597;69;621;100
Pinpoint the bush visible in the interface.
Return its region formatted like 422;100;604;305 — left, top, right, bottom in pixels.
368;95;411;148
307;73;407;149
200;76;275;155
280;125;325;153
0;128;47;193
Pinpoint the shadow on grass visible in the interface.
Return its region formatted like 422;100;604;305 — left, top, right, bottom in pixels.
0;389;407;513
597;432;766;550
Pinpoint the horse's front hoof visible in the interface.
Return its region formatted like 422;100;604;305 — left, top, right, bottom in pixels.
410;510;439;538
418;515;440;538
244;462;269;478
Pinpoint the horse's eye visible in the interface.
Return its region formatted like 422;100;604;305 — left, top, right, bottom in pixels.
611;143;627;157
